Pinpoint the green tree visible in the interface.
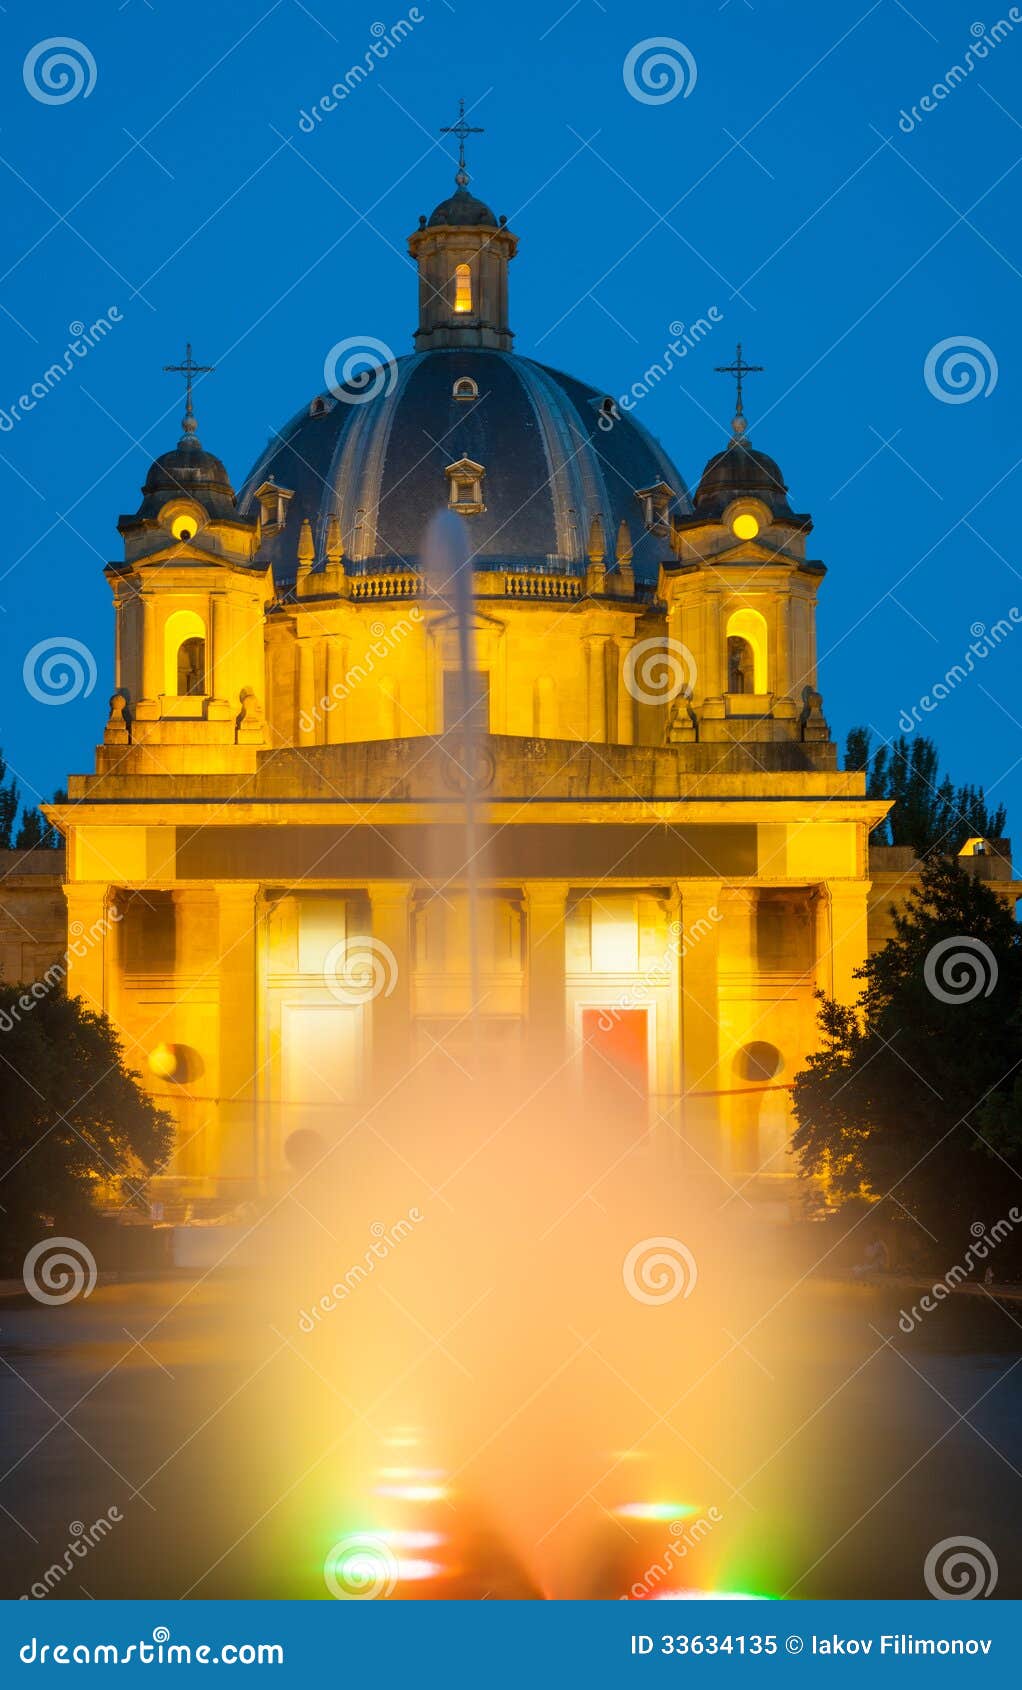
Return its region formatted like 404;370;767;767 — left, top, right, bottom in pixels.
0;988;173;1262
15;788;66;849
0;749;18;849
792;857;1022;1254
844;728;1006;855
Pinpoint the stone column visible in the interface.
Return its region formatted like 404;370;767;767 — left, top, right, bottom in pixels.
141;595;159;702
676;881;724;1159
816;880;871;1008
616;639;635;745
210;593;229;702
365;882;413;1093
525;881;569;1076
297;639;316;747
586;636;608;742
325;637;347;745
216;882;261;1191
63;882;111;1017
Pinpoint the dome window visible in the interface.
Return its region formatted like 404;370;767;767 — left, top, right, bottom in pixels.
453;263;473;314
445;456;486;515
309;396;332;418
171;515;197;541
253;479;294;534
452;376;478;401
732;513;760;540
635;481;675;535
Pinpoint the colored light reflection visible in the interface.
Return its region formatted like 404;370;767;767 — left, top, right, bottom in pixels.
378;1467;447;1481
651;1589;775;1601
394;1557;450;1583
379;1529;445;1551
615;1501;699;1521
375;1483;448;1502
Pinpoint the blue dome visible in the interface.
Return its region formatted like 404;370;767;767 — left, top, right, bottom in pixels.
238;348;690;592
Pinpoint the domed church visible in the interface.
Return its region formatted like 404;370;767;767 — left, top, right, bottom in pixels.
43;140;891;1202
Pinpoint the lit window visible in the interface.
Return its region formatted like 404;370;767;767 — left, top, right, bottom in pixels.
727;636;755;695
732;513;760;540
454;263;472;313
171;513;197;541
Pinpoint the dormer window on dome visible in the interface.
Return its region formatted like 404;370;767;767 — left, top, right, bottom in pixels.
635;482;675;535
453;376;478;401
446;457;485;515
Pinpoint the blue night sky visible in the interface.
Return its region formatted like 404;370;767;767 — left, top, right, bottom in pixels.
0;0;1019;828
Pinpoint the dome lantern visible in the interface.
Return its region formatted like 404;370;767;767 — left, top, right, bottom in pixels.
408;102;517;351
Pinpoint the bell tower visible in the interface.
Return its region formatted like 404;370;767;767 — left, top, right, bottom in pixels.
103;349;272;774
408;102;517;352
658;348;831;749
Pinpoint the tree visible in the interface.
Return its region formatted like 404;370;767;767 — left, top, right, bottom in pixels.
15;788;66;849
792;857;1022;1256
844;728;1006;855
0;749;18;849
0;988;173;1262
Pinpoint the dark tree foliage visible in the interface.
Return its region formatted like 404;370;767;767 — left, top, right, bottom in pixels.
0;988;173;1258
0;750;18;850
792;858;1022;1253
0;749;64;850
844;728;1007;855
15;789;66;849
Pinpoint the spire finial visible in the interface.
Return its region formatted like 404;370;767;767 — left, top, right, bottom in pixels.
163;341;215;445
440;97;484;187
714;341;764;440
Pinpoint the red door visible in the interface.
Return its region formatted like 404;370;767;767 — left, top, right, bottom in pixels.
581;1008;649;1107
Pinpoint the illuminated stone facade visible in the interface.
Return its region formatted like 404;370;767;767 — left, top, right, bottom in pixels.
19;164;911;1202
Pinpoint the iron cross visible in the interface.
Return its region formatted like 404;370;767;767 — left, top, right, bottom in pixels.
714;342;764;419
440;99;484;174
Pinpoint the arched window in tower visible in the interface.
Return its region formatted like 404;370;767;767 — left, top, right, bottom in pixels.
724;607;768;694
727;636;755;695
454;263;473;314
177;636;206;697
